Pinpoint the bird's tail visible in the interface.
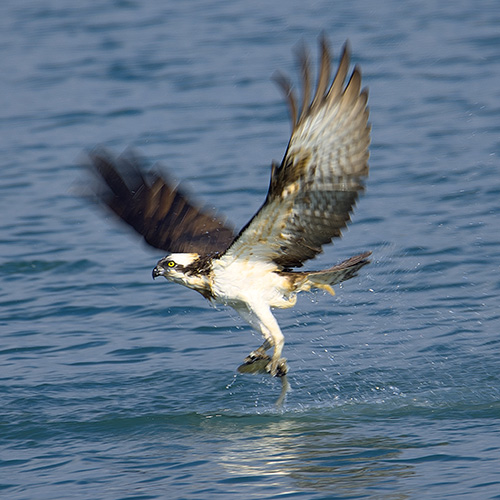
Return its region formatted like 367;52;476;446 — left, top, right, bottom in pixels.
286;251;371;296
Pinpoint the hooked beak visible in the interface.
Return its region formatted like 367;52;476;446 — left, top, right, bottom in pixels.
152;265;164;280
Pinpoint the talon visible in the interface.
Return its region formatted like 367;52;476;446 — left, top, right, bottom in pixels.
266;358;288;377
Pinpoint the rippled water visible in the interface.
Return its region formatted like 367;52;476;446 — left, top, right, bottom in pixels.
2;1;500;498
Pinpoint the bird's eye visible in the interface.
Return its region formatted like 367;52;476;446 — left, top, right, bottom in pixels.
167;261;175;268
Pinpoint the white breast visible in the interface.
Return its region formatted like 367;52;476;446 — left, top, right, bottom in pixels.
211;257;294;308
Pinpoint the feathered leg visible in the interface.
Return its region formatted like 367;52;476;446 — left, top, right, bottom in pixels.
233;302;288;377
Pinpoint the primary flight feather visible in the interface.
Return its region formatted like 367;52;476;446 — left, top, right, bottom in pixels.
87;36;371;379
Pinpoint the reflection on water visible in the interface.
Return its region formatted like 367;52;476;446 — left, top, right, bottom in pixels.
214;416;414;497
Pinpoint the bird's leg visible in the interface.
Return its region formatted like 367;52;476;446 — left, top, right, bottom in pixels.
234;302;288;377
267;342;288;378
256;307;286;377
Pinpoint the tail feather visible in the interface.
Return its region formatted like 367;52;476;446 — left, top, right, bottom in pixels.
283;251;371;296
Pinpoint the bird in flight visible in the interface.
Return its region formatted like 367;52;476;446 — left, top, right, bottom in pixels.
86;36;371;382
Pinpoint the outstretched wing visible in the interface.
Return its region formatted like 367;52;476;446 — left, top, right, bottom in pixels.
86;149;236;255
224;37;370;268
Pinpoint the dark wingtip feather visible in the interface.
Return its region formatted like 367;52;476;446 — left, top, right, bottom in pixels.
83;148;236;255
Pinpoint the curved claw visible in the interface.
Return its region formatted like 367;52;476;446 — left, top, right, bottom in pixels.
266;357;288;377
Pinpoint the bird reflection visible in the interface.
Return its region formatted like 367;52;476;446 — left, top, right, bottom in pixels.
212;417;414;496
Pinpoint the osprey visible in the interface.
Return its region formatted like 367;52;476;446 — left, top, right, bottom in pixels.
87;37;371;379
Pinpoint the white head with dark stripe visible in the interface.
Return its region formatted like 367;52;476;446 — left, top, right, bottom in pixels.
152;253;200;284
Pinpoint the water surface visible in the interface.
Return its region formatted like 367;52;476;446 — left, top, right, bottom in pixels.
1;1;500;498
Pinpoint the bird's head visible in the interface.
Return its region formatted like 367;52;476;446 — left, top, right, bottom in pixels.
152;253;200;284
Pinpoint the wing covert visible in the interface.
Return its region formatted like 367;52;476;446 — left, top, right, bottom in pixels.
224;37;370;268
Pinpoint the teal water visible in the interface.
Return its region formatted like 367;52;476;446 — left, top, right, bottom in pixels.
2;1;500;498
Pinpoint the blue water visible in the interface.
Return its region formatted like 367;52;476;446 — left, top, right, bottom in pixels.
2;0;500;498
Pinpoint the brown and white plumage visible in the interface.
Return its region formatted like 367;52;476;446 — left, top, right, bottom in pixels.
225;39;369;268
86;36;371;381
